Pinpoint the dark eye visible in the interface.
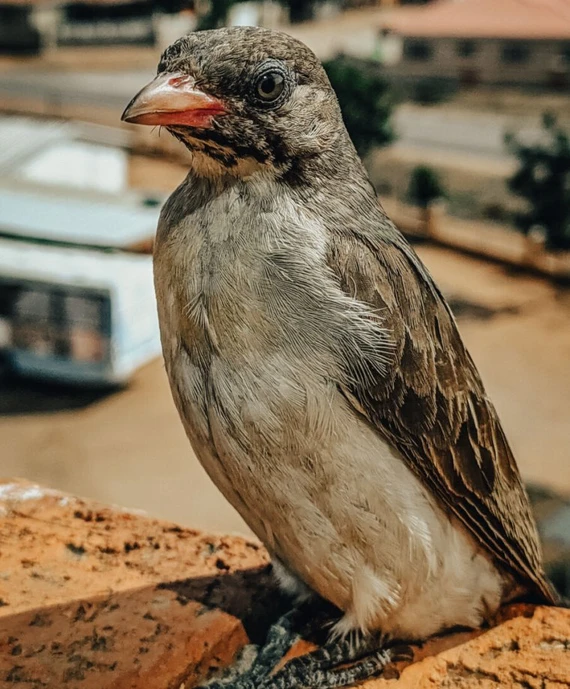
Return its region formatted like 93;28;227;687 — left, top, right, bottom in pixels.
255;71;285;102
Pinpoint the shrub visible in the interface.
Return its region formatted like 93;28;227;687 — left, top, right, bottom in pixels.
323;56;395;157
412;77;456;105
407;165;446;209
505;112;570;250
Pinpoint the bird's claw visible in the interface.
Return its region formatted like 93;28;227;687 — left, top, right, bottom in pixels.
389;643;415;663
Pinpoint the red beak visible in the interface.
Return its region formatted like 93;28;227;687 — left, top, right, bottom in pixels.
121;72;225;128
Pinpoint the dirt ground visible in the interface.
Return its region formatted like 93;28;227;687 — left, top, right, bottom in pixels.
1;244;569;536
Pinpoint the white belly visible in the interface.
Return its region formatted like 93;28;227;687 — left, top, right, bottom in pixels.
265;392;503;640
168;343;503;640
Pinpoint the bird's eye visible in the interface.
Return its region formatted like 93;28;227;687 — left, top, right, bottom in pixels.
255;71;285;102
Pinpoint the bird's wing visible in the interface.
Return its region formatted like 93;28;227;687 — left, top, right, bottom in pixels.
326;223;556;603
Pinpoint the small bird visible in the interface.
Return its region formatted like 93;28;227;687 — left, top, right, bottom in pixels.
123;27;557;689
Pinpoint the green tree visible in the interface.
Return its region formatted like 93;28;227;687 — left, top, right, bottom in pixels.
284;0;318;23
407;165;446;209
196;0;235;29
323;56;395;158
505;112;570;250
153;0;189;14
196;0;319;29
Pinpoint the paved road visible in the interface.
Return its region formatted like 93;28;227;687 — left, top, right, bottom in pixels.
394;105;544;165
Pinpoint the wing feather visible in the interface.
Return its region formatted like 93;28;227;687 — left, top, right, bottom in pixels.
327;227;556;603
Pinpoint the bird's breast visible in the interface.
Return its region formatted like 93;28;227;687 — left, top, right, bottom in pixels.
154;193;344;440
154;189;390;449
158;198;331;358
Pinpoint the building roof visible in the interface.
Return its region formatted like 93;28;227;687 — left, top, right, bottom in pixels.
383;0;570;40
0;117;69;176
0;185;160;250
0;236;153;294
0;116;131;177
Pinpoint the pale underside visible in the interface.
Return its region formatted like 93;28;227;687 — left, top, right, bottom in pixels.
174;346;504;640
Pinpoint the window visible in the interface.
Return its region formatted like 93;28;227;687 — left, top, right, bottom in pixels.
65;1;153;22
65;294;107;330
404;39;433;61
456;39;477;58
12;286;110;361
0;283;19;317
14;289;50;324
501;42;531;64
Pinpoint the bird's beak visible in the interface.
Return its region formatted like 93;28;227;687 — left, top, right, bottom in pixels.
121;72;225;127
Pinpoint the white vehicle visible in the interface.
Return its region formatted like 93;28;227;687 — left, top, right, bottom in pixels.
0;126;163;385
0;237;160;386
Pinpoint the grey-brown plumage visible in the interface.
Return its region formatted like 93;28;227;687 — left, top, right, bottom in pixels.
328;225;551;600
122;26;556;689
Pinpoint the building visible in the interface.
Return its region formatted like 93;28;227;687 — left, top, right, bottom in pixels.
0;0;41;53
379;0;570;88
0;182;161;251
0;0;195;55
0;116;132;193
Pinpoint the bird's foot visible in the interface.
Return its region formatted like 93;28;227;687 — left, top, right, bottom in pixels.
199;605;413;689
199;606;304;689
255;634;413;689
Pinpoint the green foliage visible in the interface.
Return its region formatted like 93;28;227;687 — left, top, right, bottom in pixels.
284;0;318;23
196;0;319;28
323;56;395;157
407;165;446;209
505;112;570;250
196;0;235;29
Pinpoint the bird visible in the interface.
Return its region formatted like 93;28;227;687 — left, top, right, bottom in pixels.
122;27;558;689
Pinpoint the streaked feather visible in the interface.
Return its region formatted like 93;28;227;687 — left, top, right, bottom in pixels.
326;224;557;604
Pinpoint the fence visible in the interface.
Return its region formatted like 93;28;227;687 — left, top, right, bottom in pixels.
382;197;570;282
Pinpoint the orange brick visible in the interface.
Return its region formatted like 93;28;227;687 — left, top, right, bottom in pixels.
0;479;275;689
1;479;569;689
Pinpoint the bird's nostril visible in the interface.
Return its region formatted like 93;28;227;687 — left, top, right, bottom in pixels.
168;75;191;88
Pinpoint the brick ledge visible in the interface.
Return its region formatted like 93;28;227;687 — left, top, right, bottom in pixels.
0;479;568;688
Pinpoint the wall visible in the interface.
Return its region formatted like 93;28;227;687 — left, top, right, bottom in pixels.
385;36;570;87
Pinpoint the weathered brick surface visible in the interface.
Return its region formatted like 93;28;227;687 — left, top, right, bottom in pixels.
0;479;281;689
1;479;569;689
368;604;570;688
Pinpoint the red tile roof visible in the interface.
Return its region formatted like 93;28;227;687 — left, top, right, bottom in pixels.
383;0;570;40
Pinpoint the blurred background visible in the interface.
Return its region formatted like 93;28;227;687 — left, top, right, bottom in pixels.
0;0;569;596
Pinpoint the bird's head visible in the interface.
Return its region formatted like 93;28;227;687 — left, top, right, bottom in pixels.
122;27;347;180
